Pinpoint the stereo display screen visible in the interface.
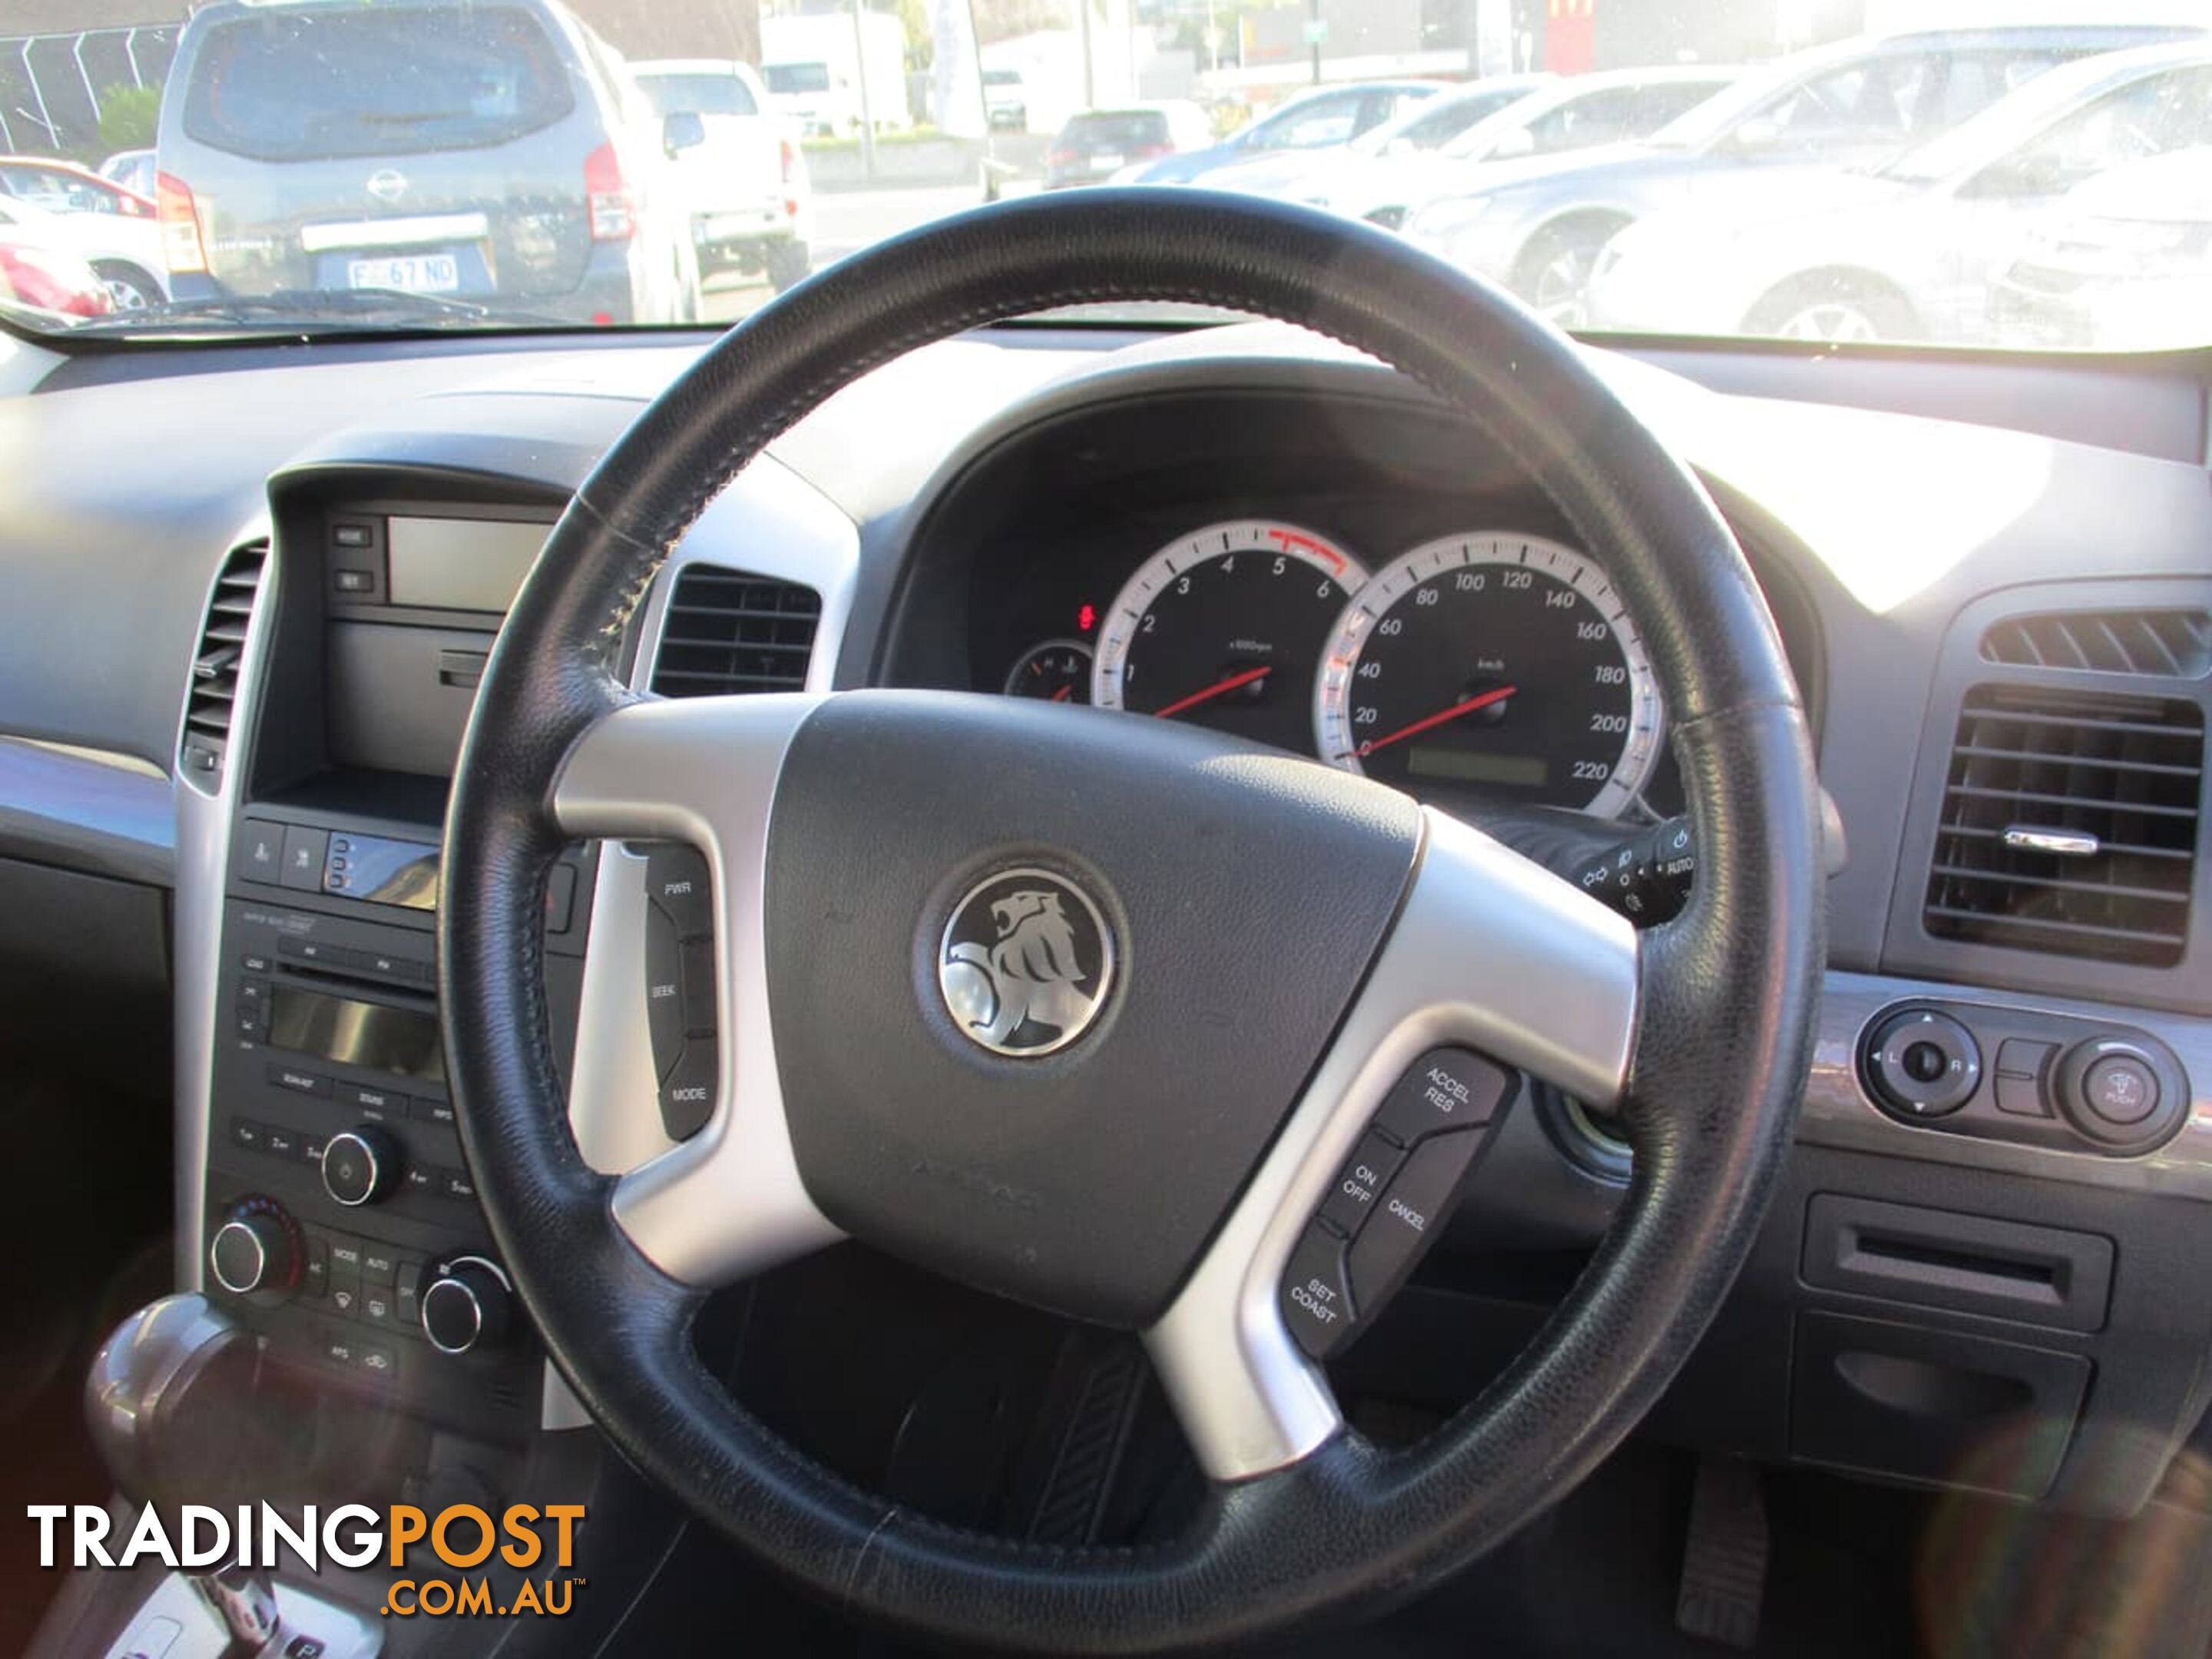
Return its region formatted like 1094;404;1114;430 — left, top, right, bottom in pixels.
267;985;444;1082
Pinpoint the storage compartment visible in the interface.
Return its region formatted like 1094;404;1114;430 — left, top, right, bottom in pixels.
1802;1194;2114;1333
1791;1311;2090;1498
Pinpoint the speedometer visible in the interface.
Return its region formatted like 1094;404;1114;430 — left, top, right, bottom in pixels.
1313;532;1661;817
1094;520;1366;753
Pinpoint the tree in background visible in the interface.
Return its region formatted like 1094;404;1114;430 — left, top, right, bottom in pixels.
95;85;160;157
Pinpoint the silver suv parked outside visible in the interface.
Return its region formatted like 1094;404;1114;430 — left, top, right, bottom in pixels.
156;0;701;325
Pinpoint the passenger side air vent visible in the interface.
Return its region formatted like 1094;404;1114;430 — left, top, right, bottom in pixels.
179;539;270;788
1979;609;2212;678
649;565;821;697
1923;685;2204;968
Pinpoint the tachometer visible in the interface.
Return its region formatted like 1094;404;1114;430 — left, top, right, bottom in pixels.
1313;532;1661;816
1094;520;1366;753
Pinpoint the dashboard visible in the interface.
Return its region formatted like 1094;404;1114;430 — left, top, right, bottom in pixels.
901;382;1823;829
2;316;2211;1539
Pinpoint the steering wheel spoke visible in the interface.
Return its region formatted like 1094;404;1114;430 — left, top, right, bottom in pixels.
552;693;843;1287
1147;807;1638;1482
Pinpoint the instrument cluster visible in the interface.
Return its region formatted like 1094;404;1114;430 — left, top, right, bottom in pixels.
995;515;1669;820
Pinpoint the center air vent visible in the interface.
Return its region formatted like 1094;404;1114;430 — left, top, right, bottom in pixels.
179;540;269;790
650;566;821;697
1980;609;2211;679
1924;685;2203;969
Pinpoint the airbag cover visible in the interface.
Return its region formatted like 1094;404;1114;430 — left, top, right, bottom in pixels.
763;690;1421;1327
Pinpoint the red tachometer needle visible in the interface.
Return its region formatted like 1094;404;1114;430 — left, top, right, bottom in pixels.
1359;684;1518;757
1153;664;1271;720
1050;684;1074;703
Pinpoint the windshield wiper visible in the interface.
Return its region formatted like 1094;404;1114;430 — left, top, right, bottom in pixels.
69;286;571;334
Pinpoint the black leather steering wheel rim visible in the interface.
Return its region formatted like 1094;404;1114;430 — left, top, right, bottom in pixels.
440;189;1823;1653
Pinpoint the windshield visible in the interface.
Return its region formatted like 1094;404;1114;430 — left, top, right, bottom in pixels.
5;2;2207;353
764;62;831;95
635;72;759;119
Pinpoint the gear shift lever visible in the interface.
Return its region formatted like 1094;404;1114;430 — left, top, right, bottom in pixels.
85;1296;278;1654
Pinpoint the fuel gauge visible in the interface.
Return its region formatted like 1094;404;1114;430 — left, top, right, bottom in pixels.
1004;639;1094;703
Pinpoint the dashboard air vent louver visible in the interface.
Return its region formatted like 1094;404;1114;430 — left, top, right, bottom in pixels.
179;539;269;786
650;566;821;697
1979;609;2212;678
1923;685;2203;969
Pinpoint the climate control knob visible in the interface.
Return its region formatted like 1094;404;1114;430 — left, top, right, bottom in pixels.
320;1126;400;1207
420;1257;513;1356
209;1209;296;1296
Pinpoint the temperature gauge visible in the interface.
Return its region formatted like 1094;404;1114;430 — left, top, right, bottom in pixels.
1004;639;1094;703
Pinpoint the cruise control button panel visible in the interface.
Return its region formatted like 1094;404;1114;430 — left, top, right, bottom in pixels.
1280;1048;1515;1360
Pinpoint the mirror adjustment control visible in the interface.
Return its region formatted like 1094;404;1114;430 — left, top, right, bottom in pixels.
320;1126;400;1207
1863;1008;1982;1119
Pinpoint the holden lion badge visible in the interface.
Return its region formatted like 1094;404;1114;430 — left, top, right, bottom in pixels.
937;868;1114;1057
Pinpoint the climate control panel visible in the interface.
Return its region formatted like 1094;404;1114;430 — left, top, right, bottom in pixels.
206;1194;530;1424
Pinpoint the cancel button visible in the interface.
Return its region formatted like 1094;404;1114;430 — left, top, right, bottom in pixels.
1346;1128;1482;1313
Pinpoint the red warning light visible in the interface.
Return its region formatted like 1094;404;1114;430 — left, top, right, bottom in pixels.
1077;603;1098;634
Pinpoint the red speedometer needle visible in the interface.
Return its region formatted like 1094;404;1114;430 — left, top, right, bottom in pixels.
1050;684;1074;703
1154;664;1271;720
1359;685;1519;757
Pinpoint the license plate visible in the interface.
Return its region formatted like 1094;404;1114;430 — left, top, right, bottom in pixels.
1092;152;1124;171
704;213;753;240
346;253;459;293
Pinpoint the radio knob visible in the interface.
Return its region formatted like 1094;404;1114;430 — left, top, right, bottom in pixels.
209;1210;296;1296
320;1125;400;1207
420;1257;513;1356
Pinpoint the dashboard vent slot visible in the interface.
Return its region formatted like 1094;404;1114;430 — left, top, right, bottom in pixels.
1979;609;2211;678
179;539;269;786
1923;685;2203;968
650;566;821;697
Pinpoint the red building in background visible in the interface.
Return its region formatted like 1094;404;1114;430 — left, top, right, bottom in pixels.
1545;0;1596;74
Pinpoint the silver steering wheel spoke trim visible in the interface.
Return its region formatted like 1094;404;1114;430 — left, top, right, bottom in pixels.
552;692;846;1288
1144;806;1640;1482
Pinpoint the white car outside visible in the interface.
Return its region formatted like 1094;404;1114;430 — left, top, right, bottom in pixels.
631;60;815;293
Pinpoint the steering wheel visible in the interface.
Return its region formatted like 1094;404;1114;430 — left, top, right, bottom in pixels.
441;190;1822;1653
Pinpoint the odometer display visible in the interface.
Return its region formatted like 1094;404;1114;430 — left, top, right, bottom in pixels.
1094;520;1366;753
1314;532;1661;816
